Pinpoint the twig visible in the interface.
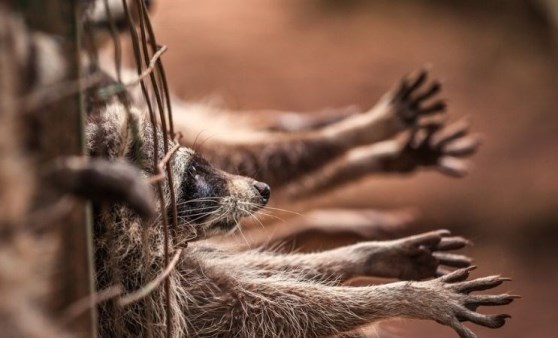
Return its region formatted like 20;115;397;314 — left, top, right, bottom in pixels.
95;45;169;99
123;44;168;87
61;285;124;325
148;133;183;184
117;248;183;307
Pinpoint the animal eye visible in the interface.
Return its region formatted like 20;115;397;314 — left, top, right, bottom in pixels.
189;166;197;174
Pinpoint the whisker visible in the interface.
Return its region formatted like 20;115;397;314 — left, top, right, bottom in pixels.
176;206;219;213
259;205;304;217
249;213;266;230
234;219;250;248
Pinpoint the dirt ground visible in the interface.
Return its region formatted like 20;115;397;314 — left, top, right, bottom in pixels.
148;0;558;336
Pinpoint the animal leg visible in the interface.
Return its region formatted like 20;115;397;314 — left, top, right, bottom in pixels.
185;263;515;338
279;118;481;198
200;229;471;283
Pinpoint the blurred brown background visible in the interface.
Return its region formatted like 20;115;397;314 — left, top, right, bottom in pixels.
149;0;558;336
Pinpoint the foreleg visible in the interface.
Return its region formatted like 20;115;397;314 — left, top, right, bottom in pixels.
185;264;515;338
199;230;471;283
279;118;481;198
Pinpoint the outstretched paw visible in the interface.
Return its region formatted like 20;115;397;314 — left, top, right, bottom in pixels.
390;67;446;126
361;229;472;280
387;118;482;177
420;267;518;338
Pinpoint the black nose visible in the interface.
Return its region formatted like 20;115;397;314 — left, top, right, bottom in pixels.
253;182;271;203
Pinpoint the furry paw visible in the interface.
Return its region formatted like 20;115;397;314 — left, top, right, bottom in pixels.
359;229;472;280
390;67;446;126
415;267;518;338
386;118;482;177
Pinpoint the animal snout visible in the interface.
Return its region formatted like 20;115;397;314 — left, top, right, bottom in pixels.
253;181;271;204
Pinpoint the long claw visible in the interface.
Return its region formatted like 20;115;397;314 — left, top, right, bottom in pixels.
415;81;442;103
454;275;511;293
443;135;482;157
431;118;471;147
439;266;477;283
402;69;429;100
459;310;511;329
436;236;472;251
466;294;519;307
437;156;470;177
405;229;451;246
420;101;447;115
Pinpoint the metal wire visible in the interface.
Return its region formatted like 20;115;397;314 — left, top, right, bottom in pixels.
124;2;178;337
82;1;181;336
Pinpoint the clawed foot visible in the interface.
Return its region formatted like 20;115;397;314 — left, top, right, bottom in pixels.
389;67;446;126
358;229;472;280
386;118;482;177
417;266;518;338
